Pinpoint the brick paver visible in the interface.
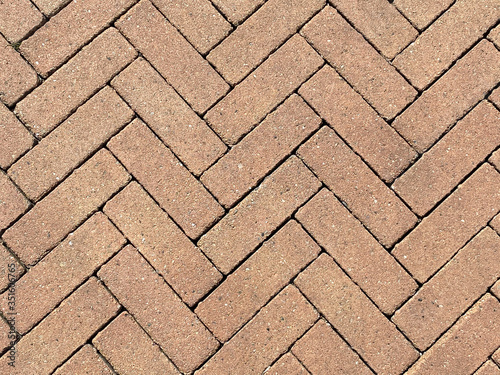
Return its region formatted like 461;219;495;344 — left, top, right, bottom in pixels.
0;172;29;231
265;353;308;375
53;345;114;375
0;243;23;292
0;0;43;43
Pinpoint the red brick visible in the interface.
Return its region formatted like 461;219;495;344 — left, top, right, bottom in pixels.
93;312;179;375
98;245;218;373
302;7;417;120
394;0;500;90
108;119;223;239
32;0;71;16
201;94;320;208
0;34;38;107
208;0;324;84
116;0;228;113
474;362;500;375
265;353;308;375
0;102;34;169
329;0;417;59
9;87;133;201
3;149;130;266
0;243;23;292
211;0;264;24
0;212;125;334
0;277;119;375
393;227;500;350
299;66;417;182
298;126;417;247
394;0;454;30
21;0;136;77
197;285;318;375
489;24;500;48
198;156;321;274
406;294;500;375
296;188;417;314
53;345;114;375
196;220;320;341
393;164;500;283
393;101;500;216
0;0;43;43
15;28;136;137
393;40;500;153
295;254;419;375
111;58;226;175
292;320;374;375
151;0;231;54
205;34;323;145
103;182;222;306
0;172;29;231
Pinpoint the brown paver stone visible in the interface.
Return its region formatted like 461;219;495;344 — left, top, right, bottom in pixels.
211;0;264;24
474;361;500;375
0;243;23;292
0;102;34;169
495;348;500;367
0;172;29;231
53;345;114;375
264;353;308;375
490;149;500;171
491;213;500;235
0;317;12;354
394;0;454;30
489;24;500;48
32;0;71;16
490;87;500;109
0;0;43;43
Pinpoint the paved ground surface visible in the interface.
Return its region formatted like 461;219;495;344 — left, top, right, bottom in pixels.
0;0;499;374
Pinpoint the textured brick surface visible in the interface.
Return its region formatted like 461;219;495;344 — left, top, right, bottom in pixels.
211;0;264;24
0;172;29;231
53;345;114;375
474;362;500;375
265;353;308;375
33;0;71;16
0;243;23;292
394;0;454;30
0;0;43;43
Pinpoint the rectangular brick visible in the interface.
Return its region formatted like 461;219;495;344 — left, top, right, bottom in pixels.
329;0;417;59
93;312;179;375
295;254;419;375
0;172;29;231
298;126;417;247
116;0;228;113
0;317;12;354
15;28;136;137
406;294;500;375
265;353;308;375
393;227;500;350
0;102;34;169
8;86;133;201
0;277;119;375
394;0;454;30
495;348;500;368
0;0;43;43
21;0;136;77
211;0;264;24
292;320;374;375
98;245;219;373
474;361;500;375
296;188;417;314
393;40;500;153
490;24;500;48
0;243;23;292
393;163;500;283
197;285;318;375
33;0;70;16
208;0;324;84
491;149;500;171
103;182;222;306
393;0;500;90
111;58;226;175
393;101;500;216
0;212;125;334
198;156;321;274
491;213;500;235
205;34;323;145
201;94;320;208
196;220;320;342
299;66;417;182
53;345;113;375
3;149;130;266
490;87;500;109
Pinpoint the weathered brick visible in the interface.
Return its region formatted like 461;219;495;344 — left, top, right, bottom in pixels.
299;66;417;182
53;345;114;375
111;58;226;175
406;294;500;375
208;0;324;84
489;24;500;48
98;245;218;373
393;164;500;283
296;188;417;314
298;126;417;247
393;101;500;216
0;172;29;231
292;320;374;375
3;149;130;266
0;317;14;356
394;0;454;30
491;213;500;234
265;353;308;375
393;40;500;153
329;0;417;59
93;312;179;375
199;156;320;274
0;243;23;292
116;0;228;113
490;149;500;171
201;94;320;208
0;102;34;169
108;119;223;239
295;254;418;375
9;87;133;201
495;348;500;367
151;0;231;54
474;361;500;375
0;0;43;43
196;220;320;341
15;28;136;137
205;34;323;145
0;212;125;334
302;7;417;120
103;182;221;306
211;0;264;24
490;87;500;109
393;228;500;351
0;34;38;107
394;0;500;90
0;277;119;375
32;0;71;16
197;285;318;375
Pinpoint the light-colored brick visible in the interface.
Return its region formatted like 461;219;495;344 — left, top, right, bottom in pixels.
53;345;114;375
211;0;264;24
0;317;15;360
490;87;500;109
265;353;308;375
0;102;34;169
474;361;500;375
491;213;500;234
0;243;23;292
32;0;71;16
0;172;29;231
0;0;43;43
490;24;500;48
394;0;454;30
491;149;500;171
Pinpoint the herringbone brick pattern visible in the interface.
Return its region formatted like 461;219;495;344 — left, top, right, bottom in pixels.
0;0;499;373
